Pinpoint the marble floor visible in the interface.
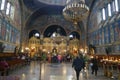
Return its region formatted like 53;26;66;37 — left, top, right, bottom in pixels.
0;61;115;80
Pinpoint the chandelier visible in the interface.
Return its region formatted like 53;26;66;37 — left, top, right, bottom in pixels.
63;0;89;25
51;32;67;45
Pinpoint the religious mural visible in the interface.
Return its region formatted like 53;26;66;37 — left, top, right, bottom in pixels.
0;0;21;52
114;24;120;41
99;29;102;45
104;26;109;44
14;0;21;29
30;15;74;32
110;25;114;43
86;0;120;54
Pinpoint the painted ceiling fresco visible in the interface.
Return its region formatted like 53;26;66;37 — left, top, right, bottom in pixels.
23;0;95;11
22;0;96;35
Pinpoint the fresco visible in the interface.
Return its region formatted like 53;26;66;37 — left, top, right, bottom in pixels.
0;0;21;52
87;0;120;54
14;0;21;29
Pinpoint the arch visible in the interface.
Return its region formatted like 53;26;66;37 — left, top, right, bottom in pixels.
68;30;81;36
28;28;41;35
43;25;67;37
29;30;40;39
25;5;64;29
68;31;80;40
41;23;67;35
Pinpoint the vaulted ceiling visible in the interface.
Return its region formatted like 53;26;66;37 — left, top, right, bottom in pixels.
23;0;95;11
21;0;96;37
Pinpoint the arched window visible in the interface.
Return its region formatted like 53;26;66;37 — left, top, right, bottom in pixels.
115;0;119;12
6;2;11;15
0;0;6;10
102;8;106;20
112;0;115;14
108;3;112;17
35;33;40;37
10;5;15;20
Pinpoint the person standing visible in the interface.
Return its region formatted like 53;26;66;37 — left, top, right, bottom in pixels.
91;56;98;76
72;55;85;80
0;59;9;75
14;46;18;54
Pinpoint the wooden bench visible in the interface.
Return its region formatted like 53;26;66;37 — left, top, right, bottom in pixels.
0;53;26;76
7;59;26;69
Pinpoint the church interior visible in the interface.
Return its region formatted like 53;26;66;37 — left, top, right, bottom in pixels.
0;0;120;80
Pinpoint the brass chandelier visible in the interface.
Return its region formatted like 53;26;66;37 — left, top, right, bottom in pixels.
63;0;89;25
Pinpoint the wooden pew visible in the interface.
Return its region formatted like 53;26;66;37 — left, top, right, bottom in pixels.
0;53;26;76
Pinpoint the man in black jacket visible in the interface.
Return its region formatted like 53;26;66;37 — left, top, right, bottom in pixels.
91;57;98;76
72;55;85;80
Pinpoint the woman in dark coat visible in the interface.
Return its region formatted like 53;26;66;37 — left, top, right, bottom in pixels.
72;55;85;80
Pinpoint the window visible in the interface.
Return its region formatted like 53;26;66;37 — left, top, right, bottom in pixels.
102;8;106;20
115;0;119;12
35;33;40;37
0;0;2;8
97;11;102;24
1;0;6;10
6;2;11;15
112;0;115;14
10;6;15;19
66;0;70;4
108;3;112;16
118;0;120;11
